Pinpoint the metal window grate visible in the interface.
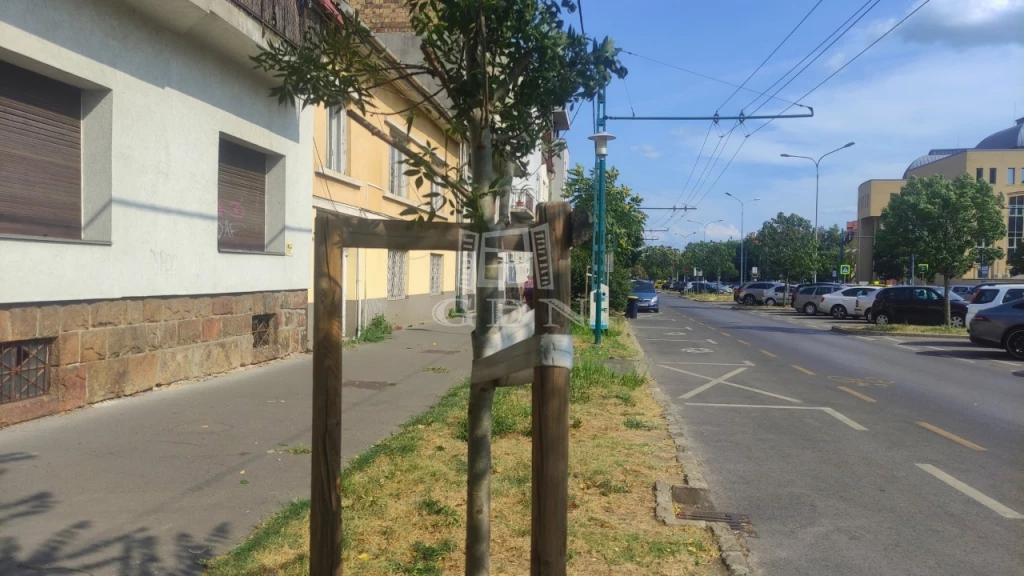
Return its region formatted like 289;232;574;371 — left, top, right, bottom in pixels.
430;253;443;295
0;339;53;405
388;250;408;300
252;314;275;348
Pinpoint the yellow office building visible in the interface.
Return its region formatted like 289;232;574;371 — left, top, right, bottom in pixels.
856;118;1024;283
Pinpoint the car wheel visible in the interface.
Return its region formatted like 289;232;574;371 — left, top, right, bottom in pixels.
743;295;756;305
803;302;817;316
831;305;847;319
950;313;965;329
1005;329;1024;360
874;312;891;325
765;297;777;306
653;307;659;313
864;308;873;323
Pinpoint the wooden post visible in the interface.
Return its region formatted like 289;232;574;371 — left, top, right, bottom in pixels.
311;211;343;576
531;202;572;576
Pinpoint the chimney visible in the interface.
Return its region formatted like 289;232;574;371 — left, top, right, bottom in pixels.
345;0;414;33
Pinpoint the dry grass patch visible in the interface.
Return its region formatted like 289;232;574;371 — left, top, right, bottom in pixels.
205;317;720;576
683;293;733;302
842;323;968;336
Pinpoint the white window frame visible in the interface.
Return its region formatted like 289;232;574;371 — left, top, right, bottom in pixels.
327;105;346;173
389;145;407;198
431;180;445;211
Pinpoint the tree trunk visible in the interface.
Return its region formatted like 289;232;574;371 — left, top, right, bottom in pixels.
466;115;497;576
943;276;952;326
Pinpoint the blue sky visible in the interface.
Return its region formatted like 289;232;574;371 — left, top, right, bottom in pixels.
562;0;1024;248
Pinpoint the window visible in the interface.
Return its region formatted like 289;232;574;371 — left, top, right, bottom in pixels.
973;289;998;304
977;168;984;181
252;314;274;348
842;288;861;297
990;168;997;184
0;339;53;405
327;105;346;173
1008;196;1024;256
218;139;267;251
814;286;835;295
389;145;407;197
0;60;82;239
798;286;815;295
430;253;443;295
388;249;408;299
890;288;912;301
431;180;445;212
1002;289;1024;303
1010;168;1017;186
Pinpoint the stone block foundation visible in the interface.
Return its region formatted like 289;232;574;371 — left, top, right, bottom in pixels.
0;290;307;427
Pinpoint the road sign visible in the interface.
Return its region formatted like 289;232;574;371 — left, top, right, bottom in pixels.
832;269;837;278
980;265;990;279
918;263;929;273
694;268;703;278
751;266;758;275
840;264;851;275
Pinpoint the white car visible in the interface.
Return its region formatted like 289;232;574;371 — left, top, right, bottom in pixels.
853;287;884;321
819;286;881;319
965;284;1024;329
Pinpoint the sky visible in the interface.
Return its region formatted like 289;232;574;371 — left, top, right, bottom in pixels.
562;0;1024;249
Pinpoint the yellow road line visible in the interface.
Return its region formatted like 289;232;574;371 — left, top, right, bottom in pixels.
916;421;987;451
792;365;816;376
720;331;730;337
759;349;777;358
837;386;877;403
736;339;750;345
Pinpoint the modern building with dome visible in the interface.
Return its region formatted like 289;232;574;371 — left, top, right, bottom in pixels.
856;118;1024;283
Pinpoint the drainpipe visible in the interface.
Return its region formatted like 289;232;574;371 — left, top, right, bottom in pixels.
356;248;363;339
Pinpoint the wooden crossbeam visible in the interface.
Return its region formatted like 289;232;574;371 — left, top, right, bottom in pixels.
329;212;530;251
472;334;541;384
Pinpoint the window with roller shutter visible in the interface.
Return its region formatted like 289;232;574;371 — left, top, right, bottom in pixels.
0;60;82;239
217;138;267;252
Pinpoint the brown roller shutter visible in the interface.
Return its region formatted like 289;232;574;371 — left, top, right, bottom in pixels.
0;60;82;239
217;139;267;251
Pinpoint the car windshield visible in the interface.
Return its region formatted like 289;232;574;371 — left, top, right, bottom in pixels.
632;281;654;292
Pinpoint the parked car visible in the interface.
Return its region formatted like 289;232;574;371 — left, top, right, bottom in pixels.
669;280;685;291
968;299;1024;359
969;282;997;295
871;286;968;327
949;285;974;297
819;286;881;319
629;280;659;313
965;284;1024;327
733;282;752;302
686;281;719;294
854;289;881;322
737;282;783;305
792;283;845;315
763;284;790;306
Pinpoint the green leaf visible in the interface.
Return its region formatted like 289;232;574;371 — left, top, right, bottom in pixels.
415;176;424;188
400;207;420;216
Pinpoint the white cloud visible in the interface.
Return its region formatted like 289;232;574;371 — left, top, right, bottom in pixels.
704;222;741;240
631;144;661;159
899;0;1024;48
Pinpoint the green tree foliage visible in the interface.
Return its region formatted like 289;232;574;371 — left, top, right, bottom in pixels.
756;213;816;288
1008;248;1024;277
638;245;684;281
877;174;1006;323
683;241;737;283
564;165;646;309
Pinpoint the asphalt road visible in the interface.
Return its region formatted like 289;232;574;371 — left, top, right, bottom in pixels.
634;293;1024;576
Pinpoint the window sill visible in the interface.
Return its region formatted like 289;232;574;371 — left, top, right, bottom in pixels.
316;167;363;189
219;248;287;256
0;234;111;246
382;192;450;220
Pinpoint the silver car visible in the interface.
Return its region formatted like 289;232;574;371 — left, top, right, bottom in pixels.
968;299;1024;359
737;282;782;306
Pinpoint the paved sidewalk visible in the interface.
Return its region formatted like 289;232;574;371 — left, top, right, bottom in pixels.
0;324;471;576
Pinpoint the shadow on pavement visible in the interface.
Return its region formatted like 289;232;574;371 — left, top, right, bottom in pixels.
0;453;232;576
728;325;822;336
913;349;1010;362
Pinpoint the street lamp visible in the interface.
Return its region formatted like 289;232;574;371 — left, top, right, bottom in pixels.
589;131;615;344
781;142;855;282
688;219;723;242
725;192;759;284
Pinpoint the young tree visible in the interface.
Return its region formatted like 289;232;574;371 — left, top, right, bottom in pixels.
638;245;683;282
252;3;627;572
882;174;1006;324
757;213;816;292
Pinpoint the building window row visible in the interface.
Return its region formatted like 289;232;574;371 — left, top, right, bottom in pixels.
976;167;1022;186
1008;196;1024;256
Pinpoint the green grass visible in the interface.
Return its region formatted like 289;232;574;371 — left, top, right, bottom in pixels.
684;293;733;302
286;444;311;455
388;540;458;576
416;497;460;527
343;314;395;348
847;323;967;335
623;416;656;430
422;366;450;374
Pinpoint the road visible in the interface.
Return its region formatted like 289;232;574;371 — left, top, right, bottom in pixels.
634;293;1024;576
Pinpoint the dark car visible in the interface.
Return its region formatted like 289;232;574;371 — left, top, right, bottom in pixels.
968;299;1024;359
871;286;968;327
629;280;659;313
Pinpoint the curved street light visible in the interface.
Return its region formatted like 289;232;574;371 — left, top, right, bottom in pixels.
687;219;723;243
725;192;760;283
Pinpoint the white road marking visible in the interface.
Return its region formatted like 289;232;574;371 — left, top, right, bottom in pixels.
707;339;718;345
854;336;876;341
659;361;755;366
881;336;903;343
994;360;1020;367
662;365;801;403
725;382;802;403
915;464;1024;519
643;339;716;343
684;403;866;430
955;357;976;364
680;348;714;353
685;326;692;331
924;345;944;350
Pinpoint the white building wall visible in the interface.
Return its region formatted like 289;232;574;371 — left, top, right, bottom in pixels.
0;0;313;305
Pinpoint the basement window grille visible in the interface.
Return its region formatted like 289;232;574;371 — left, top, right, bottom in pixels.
252;314;275;348
0;339;53;405
430;253;443;295
388;249;408;300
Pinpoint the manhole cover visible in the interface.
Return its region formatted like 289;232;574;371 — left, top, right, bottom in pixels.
676;510;757;537
342;380;391;390
421;349;459;354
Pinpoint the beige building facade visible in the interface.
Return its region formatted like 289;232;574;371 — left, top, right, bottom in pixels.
856;119;1024;283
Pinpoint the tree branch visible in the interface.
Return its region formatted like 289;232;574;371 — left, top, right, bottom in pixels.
492;53;531;102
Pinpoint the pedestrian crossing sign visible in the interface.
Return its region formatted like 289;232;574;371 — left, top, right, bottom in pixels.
840;264;851;275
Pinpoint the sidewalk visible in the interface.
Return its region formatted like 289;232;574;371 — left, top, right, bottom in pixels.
0;323;471;576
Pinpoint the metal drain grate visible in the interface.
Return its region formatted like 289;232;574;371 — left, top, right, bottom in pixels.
676;511;757;537
420;349;459;354
341;380;392;390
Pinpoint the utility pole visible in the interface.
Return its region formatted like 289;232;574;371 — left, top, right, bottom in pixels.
781;142;855;282
590;87;812;343
726;192;759;283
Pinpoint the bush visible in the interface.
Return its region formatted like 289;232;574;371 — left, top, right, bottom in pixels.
360;314;394;343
